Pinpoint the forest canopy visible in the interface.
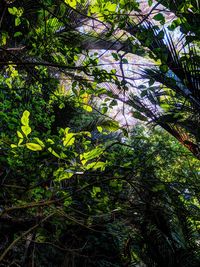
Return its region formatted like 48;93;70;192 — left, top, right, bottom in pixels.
0;0;200;266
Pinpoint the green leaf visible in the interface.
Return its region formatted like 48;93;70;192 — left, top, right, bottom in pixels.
110;99;118;107
8;7;18;15
15;17;21;26
36;234;46;243
46;138;55;144
21;125;31;137
157;30;164;40
111;53;119;61
63;133;75;146
101;106;108;114
83;105;93;112
100;120;119;131
18;139;23;146
1;32;8;45
91;186;101;198
21;110;30;126
64;197;72;207
153;13;165;24
160;103;170;111
65;0;76;8
160;64;168;73
14;31;22;37
132;111;148;121
26;143;43;151
81;131;92;138
148;0;153;6
33;137;45;148
97;126;103;133
168;18;182;31
17;131;23;139
149;79;155;86
106;2;117;12
80;147;103;163
85;161;106;171
122;58;128;64
11;144;17;148
54;168;74;181
48;147;60;158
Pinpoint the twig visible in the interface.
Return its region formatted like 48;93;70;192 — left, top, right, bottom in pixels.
0;213;55;262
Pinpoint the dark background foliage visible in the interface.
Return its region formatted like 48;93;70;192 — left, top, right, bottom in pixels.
0;0;200;266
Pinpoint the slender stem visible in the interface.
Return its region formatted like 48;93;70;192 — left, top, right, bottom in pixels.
0;213;55;262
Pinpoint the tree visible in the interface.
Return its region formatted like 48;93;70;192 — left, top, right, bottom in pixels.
2;1;199;160
0;1;200;266
92;0;200;158
39;0;200;159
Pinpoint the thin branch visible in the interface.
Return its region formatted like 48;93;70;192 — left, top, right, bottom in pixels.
0;213;55;262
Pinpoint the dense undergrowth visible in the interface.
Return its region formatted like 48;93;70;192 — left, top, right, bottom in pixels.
0;0;200;266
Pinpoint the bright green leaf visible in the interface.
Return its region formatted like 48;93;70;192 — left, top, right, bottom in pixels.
21;125;31;137
83;105;93;112
106;2;117;12
65;0;76;8
11;144;17;148
1;32;8;45
18;139;23;146
48;147;60;158
63;133;75;146
33;138;45;148
97;126;103;133
21;110;30;126
81;159;87;166
26;143;43;151
85;161;106;171
54;167;74;181
15;17;21;26
80;147;103;162
8;7;17;15
17;131;23;139
46;138;55;144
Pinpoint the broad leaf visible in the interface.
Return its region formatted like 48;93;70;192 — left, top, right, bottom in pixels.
80;147;103;163
65;0;76;8
21;125;31;137
21;110;30;126
17;131;23;139
85;161;107;171
33;137;45;148
26;143;43;151
83;105;93;112
54;167;74;181
63;133;75;146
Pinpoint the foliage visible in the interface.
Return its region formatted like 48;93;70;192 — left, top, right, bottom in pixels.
0;1;200;266
106;126;200;266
